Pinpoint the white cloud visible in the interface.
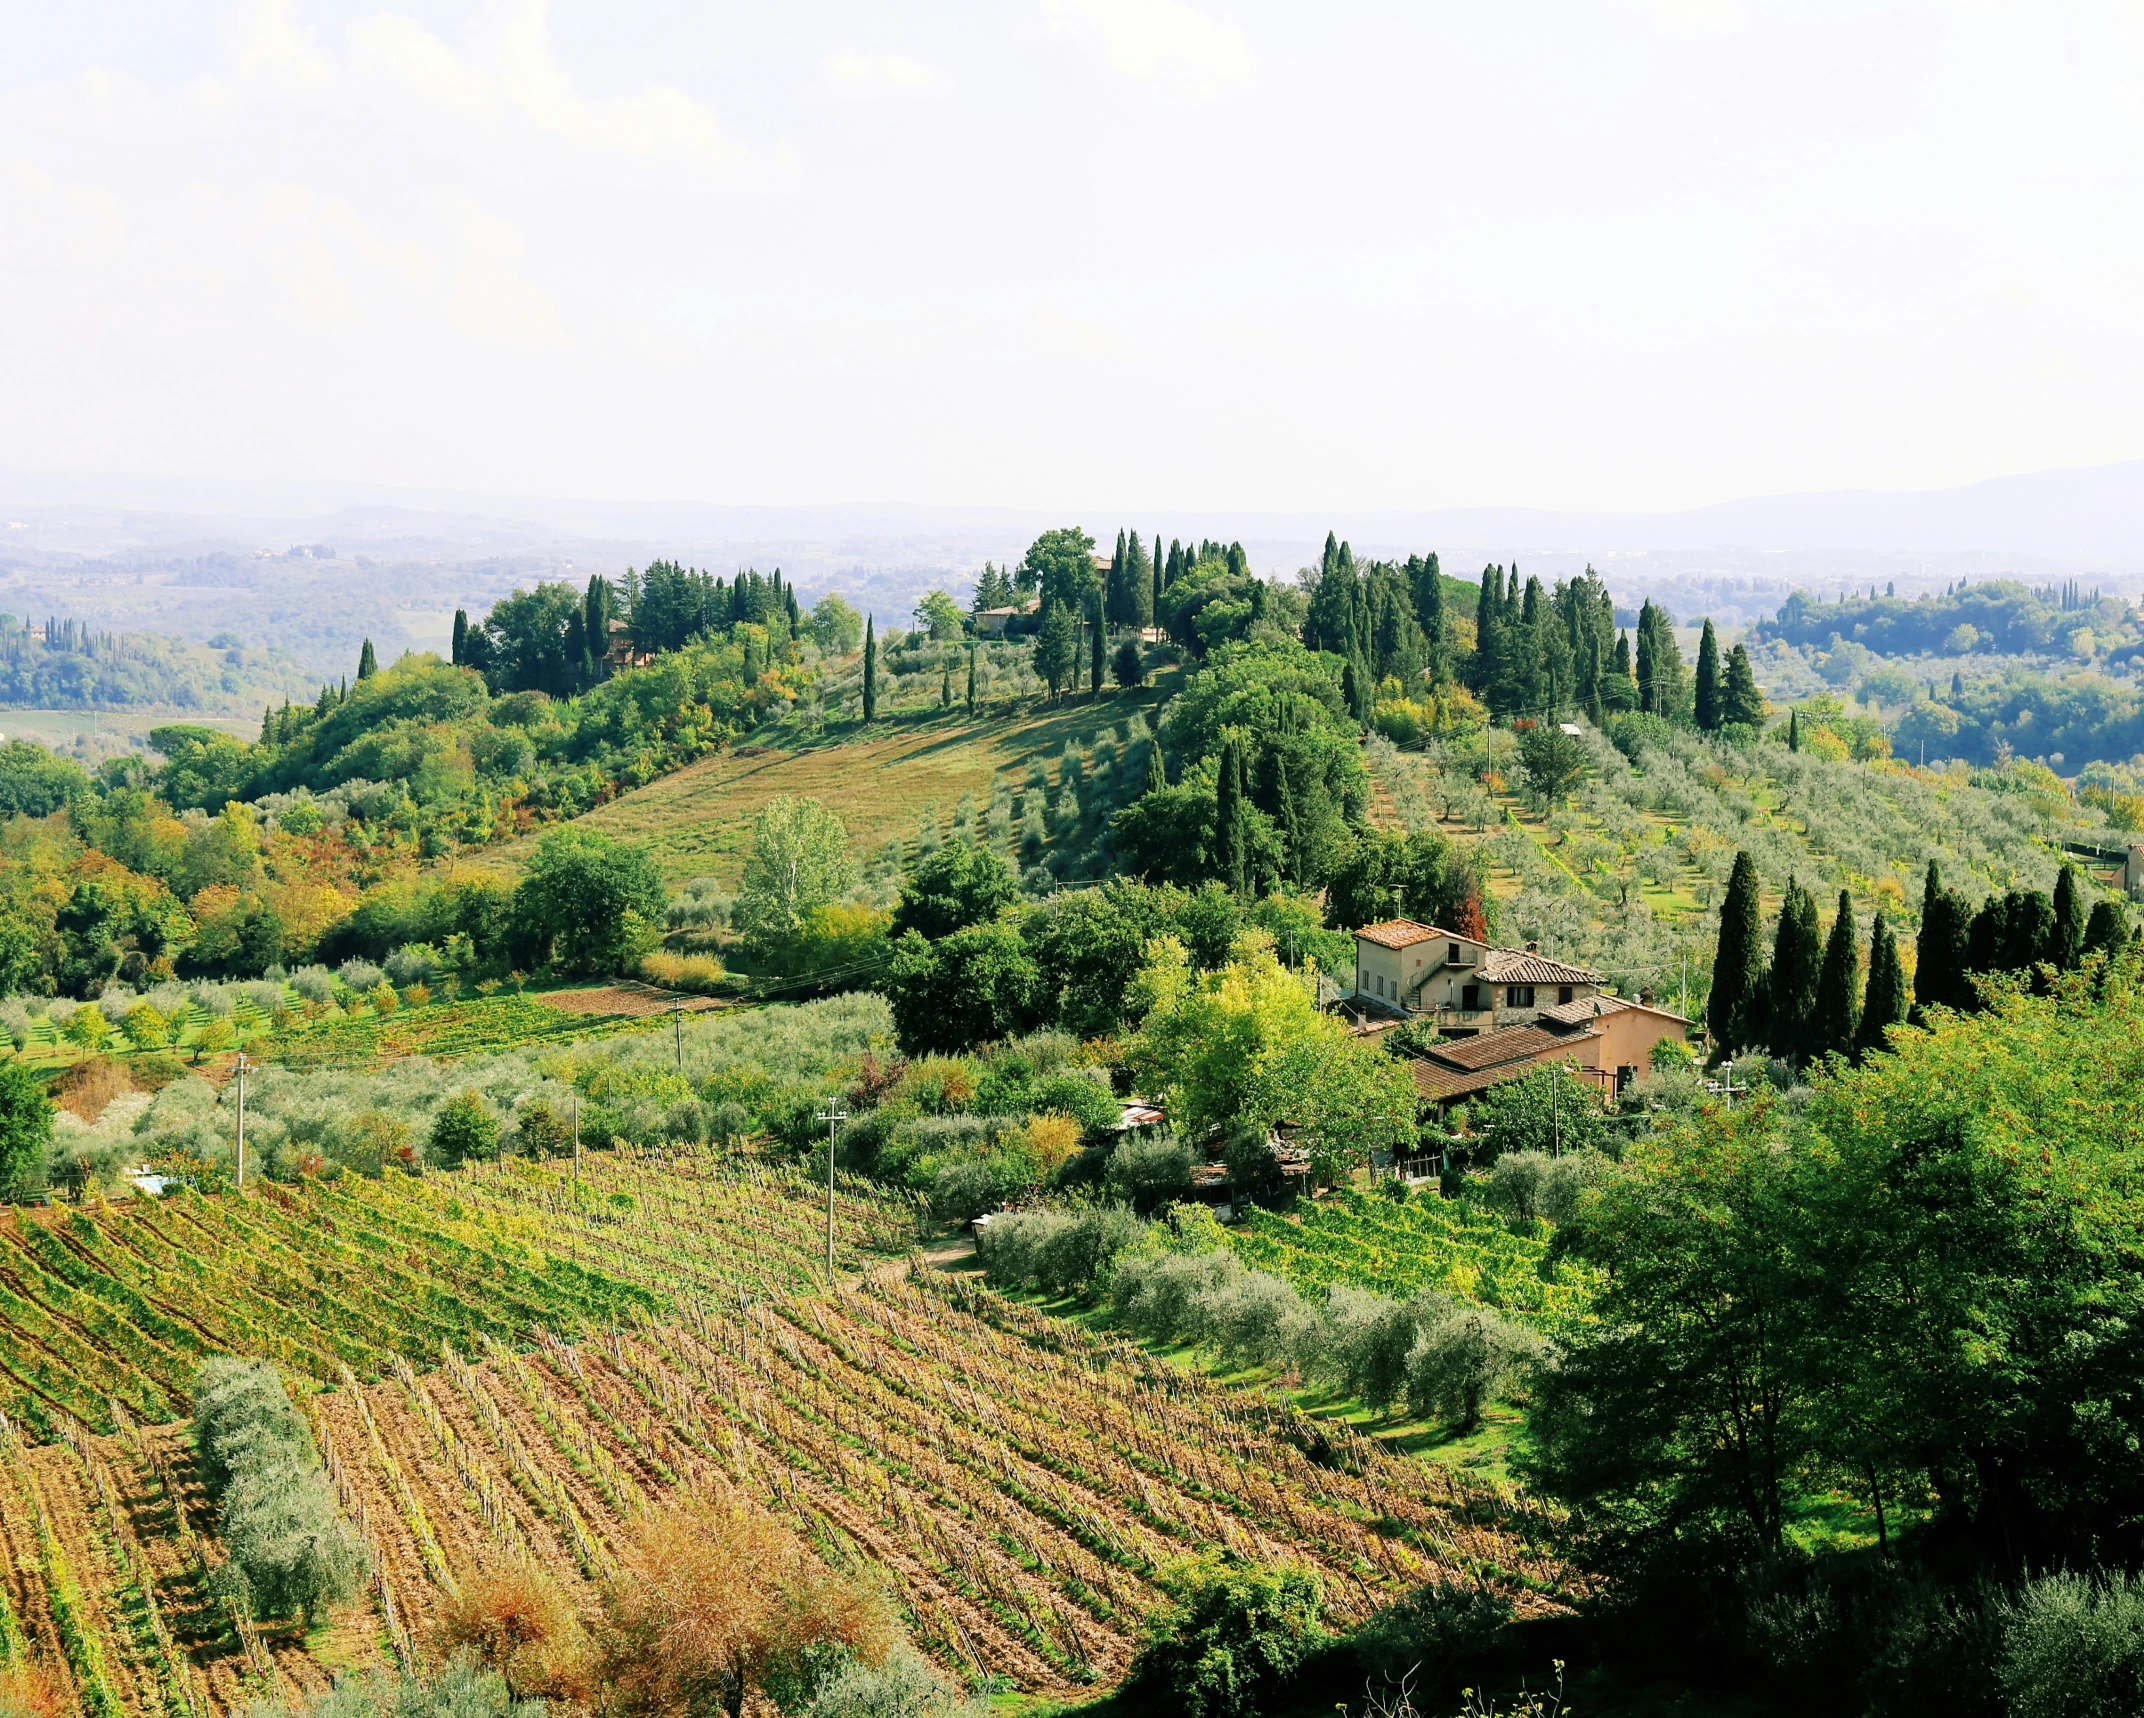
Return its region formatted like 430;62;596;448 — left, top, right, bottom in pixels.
0;158;127;266
1042;0;1254;99
822;51;952;100
229;0;336;90
477;0;748;174
441;193;565;349
1620;0;1747;42
348;13;494;114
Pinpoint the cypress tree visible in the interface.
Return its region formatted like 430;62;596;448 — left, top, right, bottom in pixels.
1693;619;1722;731
1709;851;1765;1056
1109;529;1128;624
1473;567;1502;697
1812;890;1860;1062
451;609;468;667
941;662;952;707
357;638;378;680
1720;643;1765;727
2084;900;2132;962
1787;710;1800;751
2052;864;2087;970
1767;879;1823;1063
965;645;977;717
1152;541;1164;618
1145;740;1167;795
1215;735;1249;896
1089;593;1105;694
862;617;877;721
1855;911;1906;1059
1915;862;1972;1014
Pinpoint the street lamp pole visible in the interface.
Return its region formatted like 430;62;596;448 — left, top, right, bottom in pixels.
817;1104;849;1285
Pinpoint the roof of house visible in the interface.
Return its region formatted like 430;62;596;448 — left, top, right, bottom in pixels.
1411;1059;1538;1102
1537;993;1691;1029
1420;1022;1595;1073
1477;948;1605;985
1353;919;1450;951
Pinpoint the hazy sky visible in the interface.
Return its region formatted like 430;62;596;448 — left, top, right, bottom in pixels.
5;1;2143;514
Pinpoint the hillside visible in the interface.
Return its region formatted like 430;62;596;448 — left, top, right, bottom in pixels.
481;679;1179;888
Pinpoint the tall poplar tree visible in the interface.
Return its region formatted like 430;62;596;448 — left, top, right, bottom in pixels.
451;609;469;667
1089;593;1105;694
1854;911;1906;1059
1767;880;1823;1064
965;645;978;717
357;638;378;680
1811;890;1860;1062
1709;850;1766;1056
1693;619;1722;731
861;616;877;721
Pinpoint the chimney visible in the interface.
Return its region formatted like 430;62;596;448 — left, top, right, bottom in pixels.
1525;940;1538;954
1639;988;1655;1007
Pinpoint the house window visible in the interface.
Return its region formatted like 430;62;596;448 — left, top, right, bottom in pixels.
1461;984;1480;1010
1375;975;1385;997
1558;986;1573;1005
1448;942;1461;962
1508;986;1535;1009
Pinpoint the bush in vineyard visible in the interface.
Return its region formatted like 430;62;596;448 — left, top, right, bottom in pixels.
806;1649;986;1718
1122;1550;1326;1718
597;1495;900;1718
231;1656;545;1717
191;1357;368;1620
437;1567;589;1702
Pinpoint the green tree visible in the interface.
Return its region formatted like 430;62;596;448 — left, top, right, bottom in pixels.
0;1060;53;1200
429;1090;499;1166
1112;640;1144;689
1811;889;1860;1062
357;638;378;680
1214;734;1249;897
1720;642;1766;727
1034;602;1078;698
2053;863;2088;971
1693;619;1722;730
810;595;865;657
861;616;877;720
1517;723;1587;809
1766;879;1822;1063
2085;899;2133;963
912;590;965;642
1089;593;1106;694
511;827;667;975
880;921;1042;1054
965;644;978;715
733;798;857;954
1122;1553;1324;1718
1915;860;1972;1014
1708;851;1766;1057
1854;910;1906;1059
891;841;1016;942
1023;879;1188;1038
1019;526;1099;619
450;608;470;667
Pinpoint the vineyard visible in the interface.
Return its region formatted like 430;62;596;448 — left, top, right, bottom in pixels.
0;1157;1578;1713
1223;1189;1601;1334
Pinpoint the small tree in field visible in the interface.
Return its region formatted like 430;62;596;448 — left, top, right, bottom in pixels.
0;1060;53;1199
431;1090;500;1167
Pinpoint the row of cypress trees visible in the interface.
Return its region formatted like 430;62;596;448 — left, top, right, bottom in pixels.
1711;850;2132;1063
1709;851;1909;1065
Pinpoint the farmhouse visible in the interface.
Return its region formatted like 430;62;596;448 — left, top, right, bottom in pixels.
1349;918;1693;1109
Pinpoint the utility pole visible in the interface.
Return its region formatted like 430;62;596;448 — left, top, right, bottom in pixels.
1681;950;1688;1021
572;1091;581;1193
233;1051;251;1191
673;999;684;1071
817;1103;848;1285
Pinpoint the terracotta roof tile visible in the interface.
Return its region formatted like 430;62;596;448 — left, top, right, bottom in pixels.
1477;949;1605;984
1353;919;1442;950
1421;1022;1597;1072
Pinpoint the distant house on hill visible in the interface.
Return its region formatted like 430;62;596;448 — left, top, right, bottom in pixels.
974;597;1041;639
1347;918;1693;1109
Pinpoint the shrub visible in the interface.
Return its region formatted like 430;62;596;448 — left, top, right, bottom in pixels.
121;1002;170;1049
436;1567;587;1701
384;943;440;987
807;1647;981;1718
232;1659;546;1718
976;1204;1141;1298
336;960;384;993
430;1090;500;1167
290;965;337;1005
1998;1571;2144;1718
191;1358;367;1620
1353;1577;1516;1684
1122;1552;1325;1718
1402;1304;1543;1432
640;950;728;994
930;1160;1008;1225
1106;1133;1195;1211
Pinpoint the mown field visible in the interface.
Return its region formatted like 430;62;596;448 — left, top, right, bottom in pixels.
0;1155;1576;1715
477;685;1174;887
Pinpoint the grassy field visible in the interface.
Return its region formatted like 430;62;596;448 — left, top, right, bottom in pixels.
480;683;1178;886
